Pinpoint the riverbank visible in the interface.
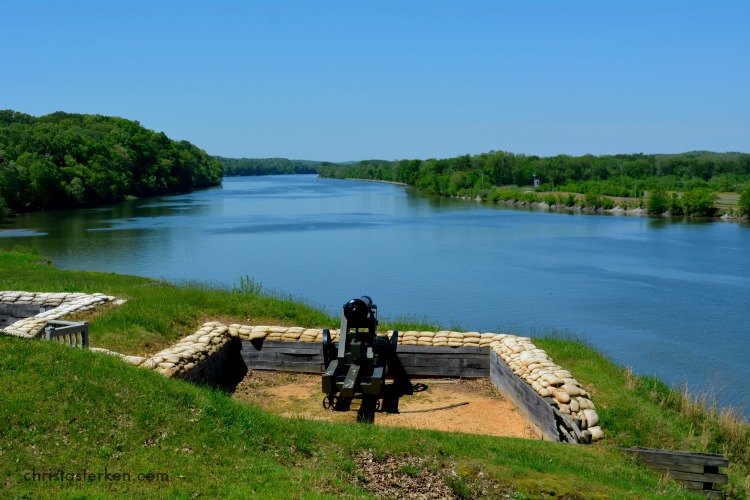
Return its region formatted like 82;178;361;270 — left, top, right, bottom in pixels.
336;175;748;222
447;190;749;222
1;248;747;497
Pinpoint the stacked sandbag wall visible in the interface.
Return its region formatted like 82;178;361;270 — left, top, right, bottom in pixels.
0;291;602;442
225;324;602;441
0;291;118;338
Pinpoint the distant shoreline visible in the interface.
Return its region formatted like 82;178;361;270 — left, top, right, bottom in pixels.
342;177;408;187
338;176;748;223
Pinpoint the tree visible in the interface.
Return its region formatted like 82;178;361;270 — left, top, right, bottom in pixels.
739;186;750;217
668;193;684;215
647;188;668;214
0;110;223;212
682;187;717;217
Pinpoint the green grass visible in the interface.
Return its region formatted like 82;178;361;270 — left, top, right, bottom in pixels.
0;248;439;355
1;336;687;499
1;248;748;498
533;330;749;498
0;248;336;354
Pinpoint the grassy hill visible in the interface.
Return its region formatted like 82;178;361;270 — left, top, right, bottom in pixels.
1;248;748;498
2;335;683;499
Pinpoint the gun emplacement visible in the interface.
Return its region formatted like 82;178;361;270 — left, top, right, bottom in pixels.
321;296;398;408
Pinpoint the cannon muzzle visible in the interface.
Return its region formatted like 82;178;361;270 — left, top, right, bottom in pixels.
343;295;373;322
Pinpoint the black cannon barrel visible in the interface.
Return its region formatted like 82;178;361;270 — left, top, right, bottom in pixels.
343;295;372;322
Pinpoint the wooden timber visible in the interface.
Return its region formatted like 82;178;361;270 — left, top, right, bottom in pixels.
240;340;489;378
489;349;559;441
621;447;729;499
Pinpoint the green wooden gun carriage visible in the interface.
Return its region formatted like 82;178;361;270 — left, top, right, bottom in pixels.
321;296;399;409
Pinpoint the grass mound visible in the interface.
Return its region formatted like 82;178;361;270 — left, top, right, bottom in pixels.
2;335;684;499
2;248;748;497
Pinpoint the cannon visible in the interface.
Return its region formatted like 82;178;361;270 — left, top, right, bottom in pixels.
321;296;398;408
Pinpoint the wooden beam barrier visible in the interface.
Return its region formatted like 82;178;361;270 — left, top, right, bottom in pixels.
240;340;490;378
489;349;559;441
0;304;43;328
241;340;564;442
621;447;729;499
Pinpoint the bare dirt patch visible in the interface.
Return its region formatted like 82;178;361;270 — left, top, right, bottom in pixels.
232;370;536;439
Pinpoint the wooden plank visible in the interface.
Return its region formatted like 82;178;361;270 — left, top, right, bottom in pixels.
266;346;323;355
397;345;487;355
400;365;486;378
621;448;729;467
640;462;712;474
240;340;492;377
665;470;727;484
392;355;488;377
248;360;325;373
678;479;714;490
489;350;558;441
703;490;724;499
406;357;485;369
0;304;41;317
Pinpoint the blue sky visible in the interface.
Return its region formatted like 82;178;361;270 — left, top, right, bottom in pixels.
2;1;748;162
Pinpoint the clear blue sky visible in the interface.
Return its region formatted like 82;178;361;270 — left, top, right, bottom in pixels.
2;1;748;162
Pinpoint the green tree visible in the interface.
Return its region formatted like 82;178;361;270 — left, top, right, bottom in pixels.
0;110;222;212
682;187;717;217
668;193;684;215
647;188;668;214
738;186;750;217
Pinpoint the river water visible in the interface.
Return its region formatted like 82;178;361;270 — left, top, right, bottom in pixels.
1;174;748;417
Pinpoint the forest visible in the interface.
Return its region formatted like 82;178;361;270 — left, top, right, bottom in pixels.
3;109;750;219
218;157;319;176
0;110;223;215
318;152;750;217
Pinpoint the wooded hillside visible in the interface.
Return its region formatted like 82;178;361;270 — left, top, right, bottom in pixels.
0;111;223;214
218;157;318;176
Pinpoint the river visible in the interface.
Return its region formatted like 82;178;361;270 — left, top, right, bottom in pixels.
1;174;748;417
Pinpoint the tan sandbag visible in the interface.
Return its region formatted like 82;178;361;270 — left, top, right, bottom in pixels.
561;383;582;397
588;426;604;441
583;409;599;427
554;389;571;404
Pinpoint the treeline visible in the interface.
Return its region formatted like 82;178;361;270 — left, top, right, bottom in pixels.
318;151;750;216
0;110;223;214
219;157;319;176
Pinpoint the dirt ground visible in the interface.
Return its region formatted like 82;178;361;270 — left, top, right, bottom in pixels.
232;370;537;440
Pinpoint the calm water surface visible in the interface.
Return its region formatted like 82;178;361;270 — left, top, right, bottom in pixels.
2;175;748;417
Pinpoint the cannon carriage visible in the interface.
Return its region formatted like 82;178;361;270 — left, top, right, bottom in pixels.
321;296;398;409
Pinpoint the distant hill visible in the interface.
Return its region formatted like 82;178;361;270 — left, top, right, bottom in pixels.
217;157;320;176
0;110;223;214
